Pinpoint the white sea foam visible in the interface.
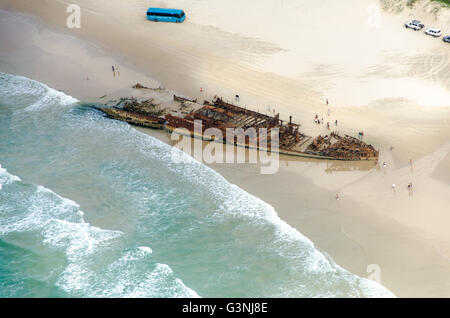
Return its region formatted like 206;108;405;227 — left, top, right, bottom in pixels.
56;248;200;298
70;114;394;296
0;184;83;235
0;72;47;102
0;72;78;112
138;246;153;254
109;128;395;297
0;165;199;298
42;219;122;261
0;164;22;189
24;86;78;111
0;72;394;297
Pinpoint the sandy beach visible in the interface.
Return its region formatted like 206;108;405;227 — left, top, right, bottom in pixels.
0;0;449;297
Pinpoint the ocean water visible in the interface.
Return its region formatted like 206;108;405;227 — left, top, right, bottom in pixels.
0;72;394;297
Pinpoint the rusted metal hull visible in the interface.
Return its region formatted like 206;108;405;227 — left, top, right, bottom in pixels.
97;107;165;129
97;95;379;161
174;95;197;103
164;124;378;161
165;97;379;161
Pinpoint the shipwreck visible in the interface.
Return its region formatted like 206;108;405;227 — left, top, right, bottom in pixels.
96;92;379;161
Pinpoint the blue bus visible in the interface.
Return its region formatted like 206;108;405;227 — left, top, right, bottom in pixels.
146;8;186;23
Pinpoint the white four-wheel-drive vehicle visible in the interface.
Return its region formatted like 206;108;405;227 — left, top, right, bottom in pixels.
425;28;442;37
405;20;424;30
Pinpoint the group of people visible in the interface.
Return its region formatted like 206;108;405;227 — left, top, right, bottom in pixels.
314;114;338;129
314;114;323;124
384;148;415;193
391;182;414;191
314;98;339;130
337;149;416;201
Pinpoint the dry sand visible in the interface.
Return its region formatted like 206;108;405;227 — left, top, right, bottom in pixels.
0;0;449;297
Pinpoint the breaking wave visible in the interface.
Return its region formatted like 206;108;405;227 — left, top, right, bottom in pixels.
0;72;394;297
0;164;198;298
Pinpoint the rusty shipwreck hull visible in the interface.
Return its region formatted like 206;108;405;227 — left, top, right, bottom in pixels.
97;107;165;129
164;122;378;161
165;98;379;161
96;94;379;161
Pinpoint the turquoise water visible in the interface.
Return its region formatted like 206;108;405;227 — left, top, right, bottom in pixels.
0;72;394;297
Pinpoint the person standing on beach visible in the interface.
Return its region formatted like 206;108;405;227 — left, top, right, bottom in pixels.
326;98;329;105
200;87;203;93
235;94;240;102
335;119;338;126
407;182;414;196
112;65;115;77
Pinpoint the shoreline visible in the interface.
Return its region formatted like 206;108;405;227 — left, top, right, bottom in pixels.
1;2;449;297
138;127;450;297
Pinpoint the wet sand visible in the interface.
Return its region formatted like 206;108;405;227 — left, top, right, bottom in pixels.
0;0;449;297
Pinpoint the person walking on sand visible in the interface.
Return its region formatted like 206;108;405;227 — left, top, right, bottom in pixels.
235;94;240;102
359;131;364;140
326;98;329;105
112;65;115;77
335;193;340;200
327;122;330;130
335;119;338;126
200;87;204;93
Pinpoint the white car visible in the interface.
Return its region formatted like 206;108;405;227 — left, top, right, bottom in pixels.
405;20;424;30
425;28;442;37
